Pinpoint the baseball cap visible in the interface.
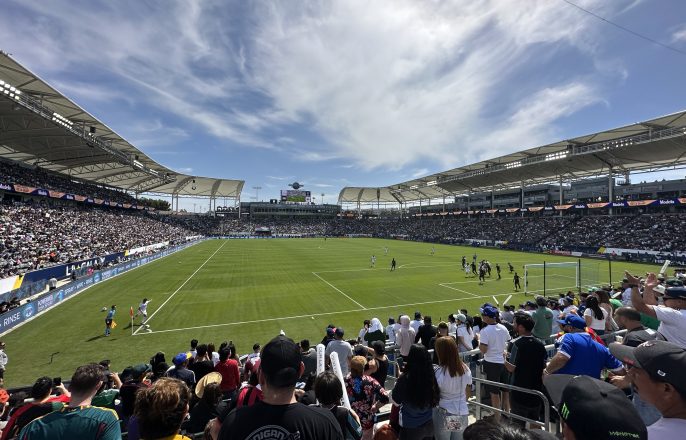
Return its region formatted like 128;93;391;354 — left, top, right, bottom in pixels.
353;344;368;357
525;301;536;308
173;352;191;366
481;305;499;318
334;327;345;337
557;314;586;330
664;286;686;300
455;313;467;323
195;372;222;398
609;340;686;393
260;335;302;388
544;374;646;440
131;363;152;377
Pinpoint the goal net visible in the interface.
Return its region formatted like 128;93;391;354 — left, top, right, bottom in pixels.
523;262;579;296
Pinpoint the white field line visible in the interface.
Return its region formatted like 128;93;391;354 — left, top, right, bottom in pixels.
438;283;480;297
312;272;367;310
133;240;228;335
138;292;517;336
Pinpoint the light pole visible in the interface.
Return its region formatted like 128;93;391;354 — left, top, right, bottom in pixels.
321;193;325;204
252;186;262;202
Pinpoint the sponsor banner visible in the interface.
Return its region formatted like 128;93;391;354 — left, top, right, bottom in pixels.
627;200;655;207
506;208;520;213
544;206;554;211
679;198;686;204
555;204;573;210
0;240;202;335
48;190;65;198
128;241;169;256
549;250;572;256
486;209;498;214
603;247;686;257
528;207;544;212
658;199;677;205
611;202;627;208
0;275;22;297
0;183;13;191
587;202;609;209
573;204;587;209
12;184;36;194
64;194;75;200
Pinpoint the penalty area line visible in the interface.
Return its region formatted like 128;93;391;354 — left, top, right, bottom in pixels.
133;240;228;335
312;272;367;310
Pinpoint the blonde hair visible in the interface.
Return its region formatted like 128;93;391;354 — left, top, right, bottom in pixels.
350;356;366;378
134;377;190;439
434;336;465;378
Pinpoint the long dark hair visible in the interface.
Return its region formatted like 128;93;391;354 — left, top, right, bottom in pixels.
401;344;439;408
586;296;604;320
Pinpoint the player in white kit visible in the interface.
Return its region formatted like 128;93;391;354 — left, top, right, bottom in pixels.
370;255;376;268
136;298;151;325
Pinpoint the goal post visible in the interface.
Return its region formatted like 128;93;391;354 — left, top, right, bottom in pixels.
523;261;579;296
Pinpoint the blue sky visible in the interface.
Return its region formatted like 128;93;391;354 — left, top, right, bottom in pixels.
1;0;685;209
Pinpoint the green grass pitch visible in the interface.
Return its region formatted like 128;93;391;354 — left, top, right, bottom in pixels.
4;238;660;386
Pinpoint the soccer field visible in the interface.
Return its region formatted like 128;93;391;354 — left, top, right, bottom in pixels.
5;238;660;385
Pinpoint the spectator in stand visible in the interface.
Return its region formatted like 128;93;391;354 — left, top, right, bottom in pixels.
455;314;474;353
583;296;608;336
167;353;196;389
543;374;647;440
478;305;511;421
544;314;623;379
1;376;70;439
235;359;263;408
243;343;261;378
184;374;223;434
133;377;192;440
505;313;547;429
429;322;449;363
410;312;423;335
532;296;554;343
629;271;686;349
365;340;389;389
345;356;389;440
415;316;437;349
358;320;371;347
299;339;317;381
0;342;7;386
610;340;686;439
432;336;471;440
608;307;661;426
386;318;397;344
326;328;353;376
396;315;416;359
620;277;634;307
18;364;121;440
207;343;220;366
392;344;439;440
190;344;215;384
217;335;343;440
120;364;152;422
314;372;362;439
364;318;386;346
595;289;618;332
215;348;240;400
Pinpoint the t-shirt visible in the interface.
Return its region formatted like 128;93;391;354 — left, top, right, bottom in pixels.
532;307;554;340
555;332;622;378
215;359;241;392
583;307;607;331
300;349;318;381
410;319;423;335
325;340;353;376
456;325;474;352
508;336;547;406
18;406;121;440
434;366;471;416
190;359;215;383
166;366;196;388
218;401;343;440
479;323;511;364
653;306;686;349
622;326;657;348
647;417;686;440
622;288;633;306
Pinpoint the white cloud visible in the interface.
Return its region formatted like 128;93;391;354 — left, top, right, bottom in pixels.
672;25;686;42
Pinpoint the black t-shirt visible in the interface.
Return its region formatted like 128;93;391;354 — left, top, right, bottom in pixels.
622;326;657;348
218;400;344;440
415;324;437;348
508;335;547;406
190;359;216;382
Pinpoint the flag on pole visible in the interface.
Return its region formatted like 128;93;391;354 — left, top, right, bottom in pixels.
111;321;117;329
130;306;134;336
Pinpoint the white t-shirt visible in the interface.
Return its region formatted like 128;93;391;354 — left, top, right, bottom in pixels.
435;365;472;416
648;417;686;439
456;325;474;352
622;287;633;307
386;325;397;343
583;307;607;331
325;339;353;376
479;323;511;364
448;322;458;337
654;306;686;349
358;328;368;346
563;305;578;316
410;319;423;335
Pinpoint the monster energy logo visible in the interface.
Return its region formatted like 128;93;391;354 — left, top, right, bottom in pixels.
560;403;570;419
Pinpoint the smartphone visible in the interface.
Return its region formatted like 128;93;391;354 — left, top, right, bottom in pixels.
53;377;62;386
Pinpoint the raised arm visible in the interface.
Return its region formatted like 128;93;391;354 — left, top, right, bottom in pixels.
626;271;657;318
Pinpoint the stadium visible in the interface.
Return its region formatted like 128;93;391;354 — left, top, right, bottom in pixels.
1;3;686;439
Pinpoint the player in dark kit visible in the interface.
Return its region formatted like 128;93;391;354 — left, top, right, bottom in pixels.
478;267;486;285
508;262;514;273
496;264;502;280
461;256;466;267
470;261;477;277
390;258;396;271
513;272;521;291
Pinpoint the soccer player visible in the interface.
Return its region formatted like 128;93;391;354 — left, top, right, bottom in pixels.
472;253;478;263
135;298;151;325
430;246;435;256
384;246;388;256
508;262;514;273
496;263;502;280
479;266;486;285
370;255;376;268
513;273;521;292
390;258;396;271
464;263;472;277
471;261;477;277
486;261;492;277
105;305;116;337
461;256;466;267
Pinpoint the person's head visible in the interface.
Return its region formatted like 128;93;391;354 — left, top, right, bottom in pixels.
190;339;198;350
259;335;304;390
253;343;261;353
200;382;222;406
513;312;535;336
663;286;686;310
524;301;537;311
535;295;547;308
402;344;439;409
172;352;190;368
434;336;465;378
110;305;116;310
300;339;310;351
388;317;395;326
31;377;53;400
313;371;343;406
436;321;448;336
557;314;586;333
350;356;366;378
463;419;536;440
460;308;468;316
399;315;410;328
134;377;191;439
448;314;456;323
596;289;611;304
472;316;483;329
207;343;216;354
219;348;230;362
610;340;686;418
334;327;345;340
586;296;604;320
614;307;642;329
423;315;432;325
544;374;647;440
371;340;385;357
481;305;499;324
363;319;370;328
195;344;208;358
373;423;398;440
69;363;106;398
414;311;422;320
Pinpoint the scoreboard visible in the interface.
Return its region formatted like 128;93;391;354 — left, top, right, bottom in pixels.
280;190;311;203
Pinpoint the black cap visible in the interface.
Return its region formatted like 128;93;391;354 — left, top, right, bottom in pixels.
609;340;686;393
664;286;686;299
260;335;302;388
414;311;421;319
334;327;345;337
544;375;646;440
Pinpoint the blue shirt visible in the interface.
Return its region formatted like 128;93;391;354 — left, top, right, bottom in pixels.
555;332;621;378
106;309;116;319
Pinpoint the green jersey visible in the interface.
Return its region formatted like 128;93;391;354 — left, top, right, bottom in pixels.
19;405;121;440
